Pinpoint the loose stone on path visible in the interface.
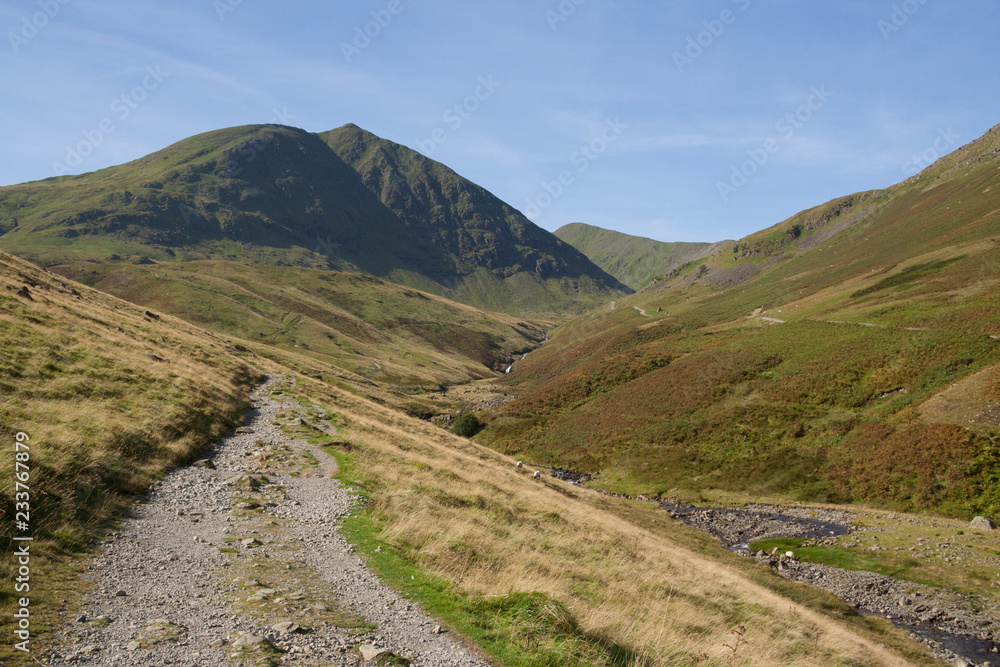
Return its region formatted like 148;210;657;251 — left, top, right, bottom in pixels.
46;375;490;667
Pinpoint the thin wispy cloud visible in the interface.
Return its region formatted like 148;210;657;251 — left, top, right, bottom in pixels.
2;0;998;242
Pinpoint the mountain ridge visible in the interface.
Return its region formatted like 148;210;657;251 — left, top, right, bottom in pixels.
0;123;628;316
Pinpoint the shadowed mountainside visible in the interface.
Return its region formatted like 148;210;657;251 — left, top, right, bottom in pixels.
0;123;628;316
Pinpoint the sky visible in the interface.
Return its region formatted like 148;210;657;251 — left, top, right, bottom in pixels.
1;1;998;244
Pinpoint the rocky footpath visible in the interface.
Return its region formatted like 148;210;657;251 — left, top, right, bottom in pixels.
46;375;490;667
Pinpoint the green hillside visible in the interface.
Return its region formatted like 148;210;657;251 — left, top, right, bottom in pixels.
554;222;725;290
481;123;1000;518
0;124;627;316
52;259;547;390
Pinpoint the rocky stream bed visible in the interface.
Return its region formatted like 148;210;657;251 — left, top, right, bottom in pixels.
657;497;999;666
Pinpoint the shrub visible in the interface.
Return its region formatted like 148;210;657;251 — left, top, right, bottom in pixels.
451;413;482;438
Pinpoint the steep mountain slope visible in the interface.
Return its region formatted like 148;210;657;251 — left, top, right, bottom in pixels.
482;123;1000;517
0;124;627;315
554;222;725;290
321;124;631;312
0;249;933;666
0;125;414;269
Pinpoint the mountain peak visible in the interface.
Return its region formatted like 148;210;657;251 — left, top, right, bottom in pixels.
0;124;627;315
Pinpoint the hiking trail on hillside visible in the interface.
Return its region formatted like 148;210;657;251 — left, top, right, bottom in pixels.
45;375;490;667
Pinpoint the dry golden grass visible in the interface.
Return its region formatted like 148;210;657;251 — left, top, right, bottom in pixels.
292;375;937;666
0;251;258;657
0;249;940;664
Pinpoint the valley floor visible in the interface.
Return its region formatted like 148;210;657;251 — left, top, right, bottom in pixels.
37;373;992;667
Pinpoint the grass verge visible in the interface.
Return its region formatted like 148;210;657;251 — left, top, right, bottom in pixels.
323;443;650;667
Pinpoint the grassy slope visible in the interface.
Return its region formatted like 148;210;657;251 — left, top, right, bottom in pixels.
0;249;937;665
0;123;627;316
554;222;726;290
481;123;1000;518
0;250;259;654
292;377;935;667
49;259;549;391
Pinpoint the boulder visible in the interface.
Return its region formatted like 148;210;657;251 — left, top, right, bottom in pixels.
233;633;265;648
970;516;996;530
270;621;301;634
358;644;387;661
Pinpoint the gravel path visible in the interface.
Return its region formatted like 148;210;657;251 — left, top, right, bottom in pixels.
47;375;491;666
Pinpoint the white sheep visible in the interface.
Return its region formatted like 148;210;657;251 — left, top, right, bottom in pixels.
533;471;541;479
516;461;524;468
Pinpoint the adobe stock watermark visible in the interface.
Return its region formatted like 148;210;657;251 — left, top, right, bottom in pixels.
213;0;245;21
523;117;627;218
673;0;751;73
717;85;832;202
902;126;959;174
415;75;501;157
8;0;71;54
546;0;587;31
878;0;931;41
341;0;403;63
52;66;170;176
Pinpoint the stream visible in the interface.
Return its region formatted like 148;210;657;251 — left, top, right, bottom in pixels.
656;500;999;666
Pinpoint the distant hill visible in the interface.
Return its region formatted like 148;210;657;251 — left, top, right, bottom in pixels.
554;223;725;290
482;122;1000;517
0;124;628;315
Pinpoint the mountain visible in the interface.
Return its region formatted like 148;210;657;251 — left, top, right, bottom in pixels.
321;124;631;312
554;222;726;290
0;124;628;315
481;123;1000;517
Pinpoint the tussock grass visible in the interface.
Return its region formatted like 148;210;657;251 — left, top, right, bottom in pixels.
51;260;549;389
0;251;259;659
292;377;934;666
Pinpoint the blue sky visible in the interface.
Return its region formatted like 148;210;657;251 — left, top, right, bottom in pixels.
2;1;998;243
